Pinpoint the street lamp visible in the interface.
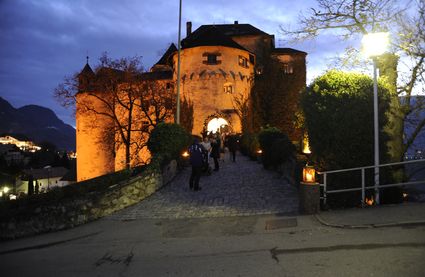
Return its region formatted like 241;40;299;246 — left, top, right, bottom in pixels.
176;0;182;124
362;32;389;205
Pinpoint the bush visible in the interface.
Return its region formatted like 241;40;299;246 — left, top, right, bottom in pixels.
147;123;191;162
258;127;295;169
240;133;260;160
302;70;394;207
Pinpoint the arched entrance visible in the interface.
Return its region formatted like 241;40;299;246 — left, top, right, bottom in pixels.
206;117;231;134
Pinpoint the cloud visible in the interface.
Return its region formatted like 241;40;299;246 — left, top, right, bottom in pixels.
0;0;351;126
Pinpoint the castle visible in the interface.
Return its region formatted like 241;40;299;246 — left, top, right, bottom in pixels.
76;21;307;181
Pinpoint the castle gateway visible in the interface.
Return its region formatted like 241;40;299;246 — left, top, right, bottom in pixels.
76;21;306;181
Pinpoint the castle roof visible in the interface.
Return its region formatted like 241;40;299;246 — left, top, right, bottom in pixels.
79;63;95;77
155;43;177;66
181;25;249;52
201;23;270;37
272;48;307;55
139;70;172;80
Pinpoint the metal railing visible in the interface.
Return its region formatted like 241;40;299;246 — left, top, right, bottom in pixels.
318;159;425;207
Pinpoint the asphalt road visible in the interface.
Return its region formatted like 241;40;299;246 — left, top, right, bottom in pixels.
1;213;424;276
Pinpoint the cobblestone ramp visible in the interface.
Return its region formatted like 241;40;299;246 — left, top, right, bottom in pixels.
109;154;299;220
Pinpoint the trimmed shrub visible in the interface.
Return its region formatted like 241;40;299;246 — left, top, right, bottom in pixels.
147;123;191;162
302;70;394;207
240;133;260;160
258;127;295;169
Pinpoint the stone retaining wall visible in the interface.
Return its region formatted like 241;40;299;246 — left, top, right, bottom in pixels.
0;160;178;240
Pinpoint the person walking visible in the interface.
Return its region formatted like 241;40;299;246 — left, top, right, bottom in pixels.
188;138;204;191
210;134;221;171
200;137;212;164
227;134;238;162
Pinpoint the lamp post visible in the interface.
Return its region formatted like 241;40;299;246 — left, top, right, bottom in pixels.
176;0;182;124
362;32;389;205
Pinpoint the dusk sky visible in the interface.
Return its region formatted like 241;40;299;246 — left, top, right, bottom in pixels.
0;0;408;127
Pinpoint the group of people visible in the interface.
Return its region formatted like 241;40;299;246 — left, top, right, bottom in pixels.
188;133;239;191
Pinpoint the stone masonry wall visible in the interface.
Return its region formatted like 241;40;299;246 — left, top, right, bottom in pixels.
0;160;178;240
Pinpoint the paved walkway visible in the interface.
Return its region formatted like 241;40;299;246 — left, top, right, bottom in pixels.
110;154;299;220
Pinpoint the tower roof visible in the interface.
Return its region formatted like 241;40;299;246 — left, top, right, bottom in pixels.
79;62;95;77
155;43;177;66
272;48;307;55
181;25;249;52
201;23;270;37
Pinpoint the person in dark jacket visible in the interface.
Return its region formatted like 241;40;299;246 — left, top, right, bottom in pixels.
226;135;238;162
188;138;204;191
210;134;221;171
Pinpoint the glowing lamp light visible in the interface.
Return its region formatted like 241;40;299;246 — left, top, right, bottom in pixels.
3;187;9;194
362;32;389;57
256;149;262;154
365;196;375;206
182;151;189;158
302;166;316;183
302;133;311;154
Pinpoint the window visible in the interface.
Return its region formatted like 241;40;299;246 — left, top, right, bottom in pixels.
238;56;248;68
203;52;221;65
283;63;294;74
141;121;150;132
208;54;217;64
223;83;233;94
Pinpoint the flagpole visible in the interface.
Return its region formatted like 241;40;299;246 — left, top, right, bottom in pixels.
176;0;182;124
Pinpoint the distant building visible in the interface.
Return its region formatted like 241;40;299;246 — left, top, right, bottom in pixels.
76;21;307;181
0;135;41;152
18;166;72;194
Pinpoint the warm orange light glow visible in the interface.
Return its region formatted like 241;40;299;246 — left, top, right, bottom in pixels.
182;151;189;158
365;196;374;206
302;166;316;183
257;149;262;154
302;133;311;154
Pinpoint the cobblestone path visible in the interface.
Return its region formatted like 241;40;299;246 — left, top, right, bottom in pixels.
110;154;299;220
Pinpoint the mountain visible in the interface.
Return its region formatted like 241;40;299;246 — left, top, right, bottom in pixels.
403;96;425;156
0;97;75;150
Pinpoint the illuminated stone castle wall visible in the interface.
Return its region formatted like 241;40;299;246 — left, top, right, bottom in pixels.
175;45;254;135
76;22;306;181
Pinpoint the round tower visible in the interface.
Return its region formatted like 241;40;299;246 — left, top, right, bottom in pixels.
175;26;255;135
76;62;115;181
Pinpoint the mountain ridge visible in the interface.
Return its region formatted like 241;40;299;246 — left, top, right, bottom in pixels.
0;97;75;150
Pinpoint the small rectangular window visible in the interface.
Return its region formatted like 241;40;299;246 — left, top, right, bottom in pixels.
203;52;221;65
141;121;150;131
238;56;248;68
283;63;294;74
224;84;233;94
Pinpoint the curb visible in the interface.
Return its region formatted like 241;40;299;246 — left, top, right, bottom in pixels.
0;231;102;256
314;214;425;229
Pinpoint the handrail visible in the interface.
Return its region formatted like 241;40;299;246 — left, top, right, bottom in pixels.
317;159;425;175
316;159;425;207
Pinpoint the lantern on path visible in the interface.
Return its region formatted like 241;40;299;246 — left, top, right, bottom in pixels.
302;165;316;184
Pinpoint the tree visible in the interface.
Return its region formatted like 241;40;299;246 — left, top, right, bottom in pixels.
302;70;393;206
282;0;425;163
250;55;305;141
55;53;176;169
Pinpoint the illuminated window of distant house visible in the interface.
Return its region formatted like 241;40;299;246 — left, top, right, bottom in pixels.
203;52;221;65
283;63;294;74
223;83;233;94
239;56;248;68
